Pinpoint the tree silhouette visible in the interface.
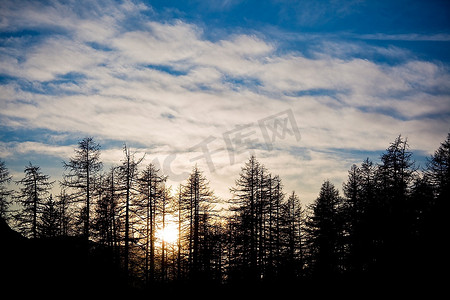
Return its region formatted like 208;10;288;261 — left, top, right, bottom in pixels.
376;135;416;276
229;155;263;282
39;195;59;238
229;156;290;283
306;180;343;278
61;137;102;239
0;159;12;221
423;133;450;282
93;167;120;250
179;165;216;281
3;132;449;291
117;144;144;279
136;163;166;284
279;191;305;280
56;190;73;236
426;133;450;203
14;162;54;238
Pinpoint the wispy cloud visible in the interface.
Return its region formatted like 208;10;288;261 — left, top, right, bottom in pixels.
0;141;75;159
1;0;449;203
357;33;450;42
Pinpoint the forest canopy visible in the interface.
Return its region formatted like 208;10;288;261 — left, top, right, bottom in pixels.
1;133;449;290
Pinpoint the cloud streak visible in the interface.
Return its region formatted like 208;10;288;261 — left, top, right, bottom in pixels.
1;0;449;204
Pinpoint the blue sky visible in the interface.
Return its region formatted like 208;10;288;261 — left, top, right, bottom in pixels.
1;0;449;204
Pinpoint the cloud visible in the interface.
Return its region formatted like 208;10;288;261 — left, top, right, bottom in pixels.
12;37;107;81
1;0;449;204
0;141;75;159
112;21;202;65
358;33;450;42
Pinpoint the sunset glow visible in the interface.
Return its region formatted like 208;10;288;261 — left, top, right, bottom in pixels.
156;222;179;245
1;0;449;292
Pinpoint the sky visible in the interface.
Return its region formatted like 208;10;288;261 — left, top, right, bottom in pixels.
0;0;449;205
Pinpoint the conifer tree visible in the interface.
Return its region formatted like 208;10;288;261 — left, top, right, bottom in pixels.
179;165;215;280
136;163;166;284
15;163;54;238
61;137;102;239
118;144;143;277
306;180;343;278
39;195;59;238
0;160;13;221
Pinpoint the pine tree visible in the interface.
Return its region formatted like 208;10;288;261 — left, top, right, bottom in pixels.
378;135;416;202
61;137;102;239
15;163;54;238
342;163;362;274
230;156;287;282
39;195;60;238
423;133;450;281
306;180;343;278
279;191;304;279
97;167;122;267
56;190;72;236
93;169;120;247
136;163;166;284
426;132;450;202
230;155;261;281
0;160;13;221
376;135;416;275
117;144;144;278
179;165;215;281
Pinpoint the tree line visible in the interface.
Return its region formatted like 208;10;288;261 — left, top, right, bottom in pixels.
0;133;448;288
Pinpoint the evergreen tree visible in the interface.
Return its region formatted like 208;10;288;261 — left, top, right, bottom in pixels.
56;189;73;236
266;174;284;279
0;159;13;221
39;195;60;238
15;163;54;238
117;144;144;278
424;133;450;280
342;163;363;274
376;135;416;275
426;133;450;203
93;169;120;247
61;137;102;239
279;191;304;280
306;180;343;278
230;155;261;281
230;156;287;282
159;184;172;282
4;133;449;288
179;165;215;281
136;163;166;284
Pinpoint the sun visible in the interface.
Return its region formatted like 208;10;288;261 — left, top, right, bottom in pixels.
157;223;179;244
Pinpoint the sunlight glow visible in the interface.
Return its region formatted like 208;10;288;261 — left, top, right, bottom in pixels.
156;223;179;244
